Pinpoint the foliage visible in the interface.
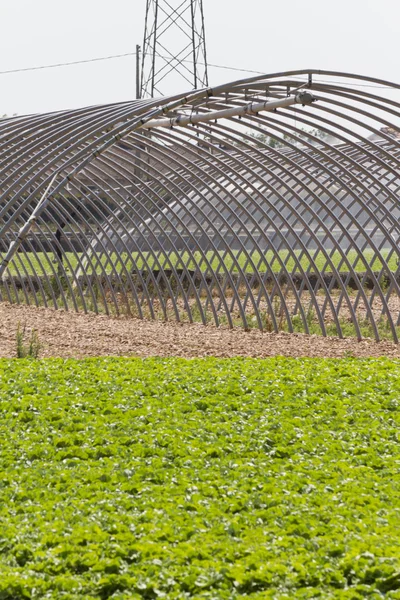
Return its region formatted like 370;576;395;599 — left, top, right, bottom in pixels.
15;322;41;359
0;357;400;598
249;126;330;148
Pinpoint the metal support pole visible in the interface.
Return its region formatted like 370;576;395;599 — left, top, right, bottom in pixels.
136;44;141;99
0;174;58;279
190;0;197;90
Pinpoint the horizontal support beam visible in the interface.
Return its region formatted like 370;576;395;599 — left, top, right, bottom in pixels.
143;91;316;130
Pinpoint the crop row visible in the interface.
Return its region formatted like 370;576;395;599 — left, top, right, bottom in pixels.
0;357;399;598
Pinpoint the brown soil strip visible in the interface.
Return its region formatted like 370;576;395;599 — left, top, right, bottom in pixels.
1;302;400;359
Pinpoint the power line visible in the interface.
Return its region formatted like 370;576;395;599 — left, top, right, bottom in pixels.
0;52;137;75
1;52;399;90
0;51;264;77
208;61;263;75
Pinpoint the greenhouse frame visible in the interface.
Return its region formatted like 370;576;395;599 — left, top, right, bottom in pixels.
1;69;400;341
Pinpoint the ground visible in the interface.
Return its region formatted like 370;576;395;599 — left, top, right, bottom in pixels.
2;301;400;358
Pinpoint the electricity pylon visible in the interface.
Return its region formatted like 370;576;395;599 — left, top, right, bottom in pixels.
140;0;209;98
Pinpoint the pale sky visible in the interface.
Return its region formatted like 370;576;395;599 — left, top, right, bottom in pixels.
1;0;399;117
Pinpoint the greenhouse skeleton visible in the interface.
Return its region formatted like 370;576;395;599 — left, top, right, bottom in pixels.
1;69;400;341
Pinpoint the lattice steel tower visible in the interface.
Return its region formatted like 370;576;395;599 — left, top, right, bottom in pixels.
140;0;208;98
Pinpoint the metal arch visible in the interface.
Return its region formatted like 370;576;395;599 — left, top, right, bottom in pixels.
1;71;400;341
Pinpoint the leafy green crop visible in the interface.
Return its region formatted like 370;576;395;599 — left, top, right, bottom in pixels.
0;357;399;599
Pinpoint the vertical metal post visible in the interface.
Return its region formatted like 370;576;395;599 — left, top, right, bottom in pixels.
136;44;141;99
198;0;208;87
151;0;159;97
190;0;197;90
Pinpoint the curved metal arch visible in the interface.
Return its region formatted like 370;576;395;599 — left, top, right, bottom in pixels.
199;120;377;338
1;70;400;341
148;122;343;335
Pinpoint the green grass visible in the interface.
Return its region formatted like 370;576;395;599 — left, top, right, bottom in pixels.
1;357;400;598
4;248;399;277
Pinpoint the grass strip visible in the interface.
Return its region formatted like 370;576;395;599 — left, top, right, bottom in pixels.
4;248;398;277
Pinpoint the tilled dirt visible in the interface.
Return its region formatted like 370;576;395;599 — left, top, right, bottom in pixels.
1;302;400;359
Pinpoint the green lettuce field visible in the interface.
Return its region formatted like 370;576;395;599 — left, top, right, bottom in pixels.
0;357;399;599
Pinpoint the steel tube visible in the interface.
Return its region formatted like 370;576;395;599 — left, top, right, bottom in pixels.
1;70;400;341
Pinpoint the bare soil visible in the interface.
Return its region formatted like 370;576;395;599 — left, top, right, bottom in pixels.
1;302;400;359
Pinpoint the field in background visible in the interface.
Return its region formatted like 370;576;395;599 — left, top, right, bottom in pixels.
2;247;400;341
1;357;400;599
4;248;399;277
